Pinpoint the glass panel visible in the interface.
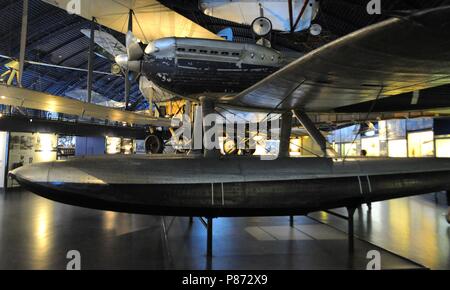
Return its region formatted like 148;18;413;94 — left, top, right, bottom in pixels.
388;139;407;157
342;142;359;157
361;137;380;157
387;119;406;140
407;131;434;157
436;139;450;158
406;118;433;131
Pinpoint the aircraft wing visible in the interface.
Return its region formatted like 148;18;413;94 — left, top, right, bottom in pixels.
80;29;126;57
224;6;450;112
0;84;174;127
41;0;222;42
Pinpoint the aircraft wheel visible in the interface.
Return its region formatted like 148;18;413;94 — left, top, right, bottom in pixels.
145;135;164;154
223;138;238;155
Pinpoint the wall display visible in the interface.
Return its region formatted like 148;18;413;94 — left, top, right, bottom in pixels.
435;137;450;158
7;132;57;188
388;139;408;157
408;131;434;157
361;137;380;157
58;136;76;148
134;140;146;154
106;137;121;155
57;136;76;160
121;139;134;155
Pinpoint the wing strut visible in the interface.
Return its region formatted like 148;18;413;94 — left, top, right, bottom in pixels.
279;111;293;158
292;110;337;158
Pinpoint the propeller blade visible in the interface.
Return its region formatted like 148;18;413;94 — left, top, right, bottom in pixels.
126;31;143;61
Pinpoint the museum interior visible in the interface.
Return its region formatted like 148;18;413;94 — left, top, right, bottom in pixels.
0;0;449;271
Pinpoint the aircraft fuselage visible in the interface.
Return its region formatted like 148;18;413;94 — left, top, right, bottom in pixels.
140;38;283;98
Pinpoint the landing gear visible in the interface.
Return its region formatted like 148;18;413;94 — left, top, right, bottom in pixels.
145;134;164;154
223;138;256;156
223;138;238;155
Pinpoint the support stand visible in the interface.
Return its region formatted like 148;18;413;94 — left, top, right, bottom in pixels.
160;216;176;268
289;216;294;227
346;207;356;252
199;97;220;158
207;217;213;258
199;217;214;258
324;207;357;253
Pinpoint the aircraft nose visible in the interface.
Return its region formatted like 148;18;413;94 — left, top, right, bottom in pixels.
9;162;52;184
115;54;128;67
115;54;141;72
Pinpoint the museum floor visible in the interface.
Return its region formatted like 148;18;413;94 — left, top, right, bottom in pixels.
0;189;448;270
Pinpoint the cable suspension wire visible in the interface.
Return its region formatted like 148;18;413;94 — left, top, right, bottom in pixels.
342;85;384;162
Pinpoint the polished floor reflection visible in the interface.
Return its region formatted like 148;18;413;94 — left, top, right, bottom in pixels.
0;189;447;270
310;192;450;270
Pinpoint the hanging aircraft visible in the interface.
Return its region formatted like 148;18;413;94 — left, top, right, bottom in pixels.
7;2;450;220
199;0;321;34
80;28;178;104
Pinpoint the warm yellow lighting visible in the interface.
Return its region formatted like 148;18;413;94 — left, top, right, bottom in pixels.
31;199;54;269
106;137;122;154
289;138;302;156
436;138;450;157
34;133;57;162
103;211;118;232
388;139;408;157
361;137;380;157
408;131;434;157
342;142;358;157
388;199;411;253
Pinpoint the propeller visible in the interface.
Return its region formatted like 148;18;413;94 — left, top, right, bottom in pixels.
115;31;143;73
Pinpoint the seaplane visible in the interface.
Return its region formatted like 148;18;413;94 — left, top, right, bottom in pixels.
5;1;450;226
